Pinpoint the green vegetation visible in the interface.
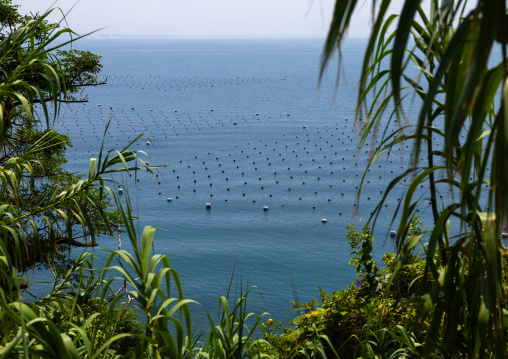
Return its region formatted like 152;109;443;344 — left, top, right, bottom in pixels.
259;219;429;358
1;0;507;357
317;0;508;357
0;0;118;273
0;3;267;358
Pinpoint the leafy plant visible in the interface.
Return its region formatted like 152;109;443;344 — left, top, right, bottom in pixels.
259;318;284;356
346;223;386;296
0;5;273;359
270;221;428;358
0;2;132;276
199;273;268;359
322;0;508;356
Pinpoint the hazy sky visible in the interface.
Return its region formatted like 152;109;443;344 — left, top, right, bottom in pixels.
15;0;406;38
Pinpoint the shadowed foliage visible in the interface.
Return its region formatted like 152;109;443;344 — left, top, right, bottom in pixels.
0;1;136;273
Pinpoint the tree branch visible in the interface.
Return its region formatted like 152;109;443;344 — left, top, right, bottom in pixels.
56;238;97;247
73;81;107;87
12;98;89;106
23;288;43;300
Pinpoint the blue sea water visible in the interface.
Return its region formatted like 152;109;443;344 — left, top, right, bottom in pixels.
35;38;456;324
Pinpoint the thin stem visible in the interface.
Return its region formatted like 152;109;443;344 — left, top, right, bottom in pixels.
426;123;445;264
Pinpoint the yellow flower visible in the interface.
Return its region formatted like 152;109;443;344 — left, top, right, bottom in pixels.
268;318;273;324
305;310;319;318
304;309;328;318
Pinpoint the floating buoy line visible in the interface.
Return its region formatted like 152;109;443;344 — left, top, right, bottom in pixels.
50;73;491;234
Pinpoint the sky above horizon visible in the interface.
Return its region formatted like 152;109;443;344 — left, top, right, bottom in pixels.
15;0;406;38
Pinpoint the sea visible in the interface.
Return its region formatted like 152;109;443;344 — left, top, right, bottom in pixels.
31;37;460;326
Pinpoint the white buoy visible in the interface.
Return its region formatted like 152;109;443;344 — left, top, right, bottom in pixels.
322;219;327;223
263;206;269;211
146;141;151;145
206;203;212;209
390;230;397;237
167;198;173;202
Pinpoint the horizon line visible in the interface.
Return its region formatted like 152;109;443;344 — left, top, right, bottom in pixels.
84;34;369;40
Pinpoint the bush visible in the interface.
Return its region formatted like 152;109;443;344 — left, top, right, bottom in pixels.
263;220;428;358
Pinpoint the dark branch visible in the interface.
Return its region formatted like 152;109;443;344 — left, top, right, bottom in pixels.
11;79;107;107
56;238;98;247
73;81;107;87
13;98;89;106
23;288;43;299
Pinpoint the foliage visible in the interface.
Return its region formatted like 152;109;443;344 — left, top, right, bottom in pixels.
8;0;508;357
198;282;268;359
0;6;271;359
0;210;268;358
346;223;385;296
0;1;125;273
321;0;508;356
261;222;428;358
0;220;181;357
57;49;103;97
108;308;144;357
258;319;284;357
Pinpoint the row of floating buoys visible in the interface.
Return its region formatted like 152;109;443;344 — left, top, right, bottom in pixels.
100;73;273;91
51;72;493;230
